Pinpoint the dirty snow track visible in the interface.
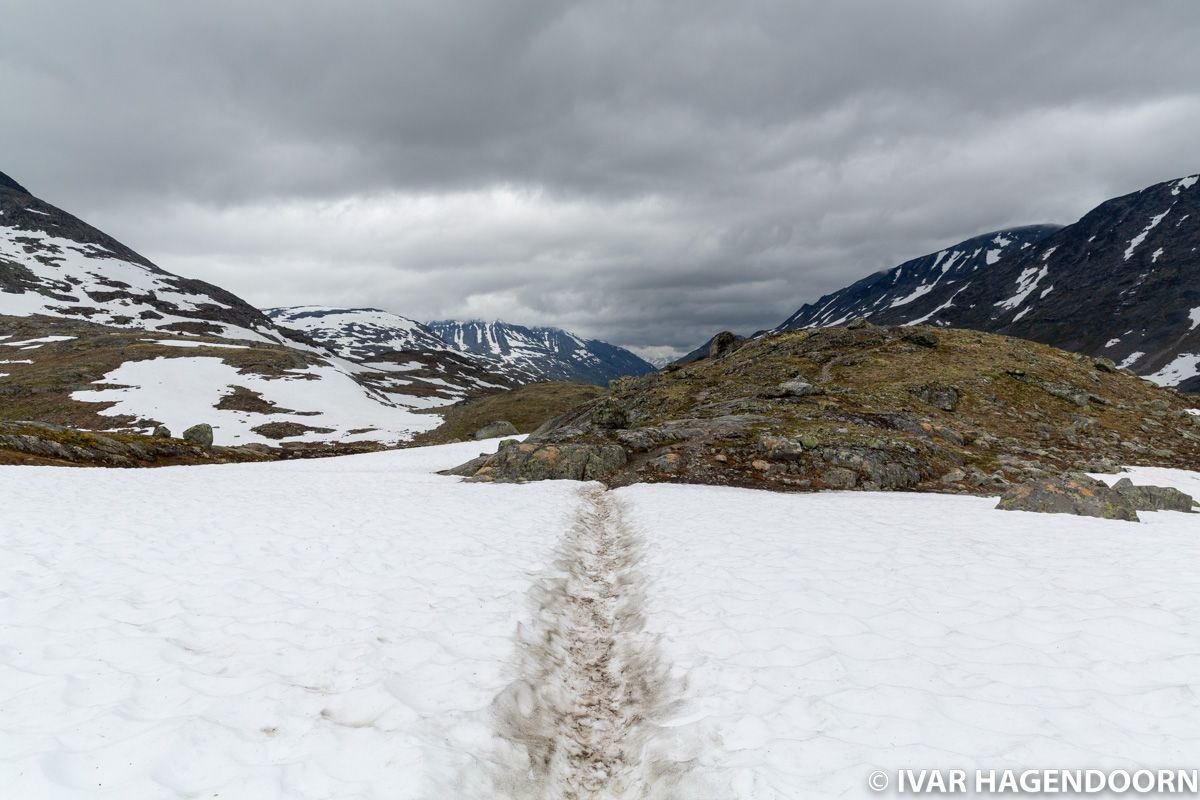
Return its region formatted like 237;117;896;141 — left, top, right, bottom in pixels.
486;485;690;800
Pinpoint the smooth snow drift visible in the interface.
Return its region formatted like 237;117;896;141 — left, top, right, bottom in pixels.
2;450;1199;799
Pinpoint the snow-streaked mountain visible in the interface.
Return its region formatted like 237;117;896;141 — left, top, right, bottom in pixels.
777;225;1061;330
0;171;508;445
0;170;303;345
426;319;657;386
264;306;451;360
777;173;1200;391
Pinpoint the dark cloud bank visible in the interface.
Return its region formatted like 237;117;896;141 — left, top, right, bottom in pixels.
2;0;1198;357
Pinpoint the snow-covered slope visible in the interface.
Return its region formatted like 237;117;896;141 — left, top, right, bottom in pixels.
776;173;1200;391
0;170;300;345
264;306;452;359
2;445;1199;798
427;319;657;386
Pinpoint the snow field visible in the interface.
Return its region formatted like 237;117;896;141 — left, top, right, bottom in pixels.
71;356;442;445
0;442;580;799
619;474;1200;798
2;450;1199;799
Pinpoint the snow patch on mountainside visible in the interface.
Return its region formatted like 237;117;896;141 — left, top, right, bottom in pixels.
72;356;439;445
1124;208;1172;260
1145;352;1200;387
266;306;451;360
996;265;1049;311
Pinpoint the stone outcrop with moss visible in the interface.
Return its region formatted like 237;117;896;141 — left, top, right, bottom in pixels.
449;323;1200;493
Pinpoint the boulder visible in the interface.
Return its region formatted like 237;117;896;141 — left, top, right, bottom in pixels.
903;330;939;348
589;398;628;430
708;331;739;359
763;379;825;398
457;441;627;483
473;420;519;440
1110;477;1196;513
909;383;959;412
152;425;172;438
996;475;1139;521
182;423;214;448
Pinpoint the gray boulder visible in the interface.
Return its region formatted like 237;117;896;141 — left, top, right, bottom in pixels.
182;423;214;448
152;425;172;438
764;379;825;399
708;331;739;359
458;441;627;483
473;420;519;440
996;474;1139;521
1111;477;1196;513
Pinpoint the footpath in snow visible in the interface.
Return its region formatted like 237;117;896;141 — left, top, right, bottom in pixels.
2;445;1200;799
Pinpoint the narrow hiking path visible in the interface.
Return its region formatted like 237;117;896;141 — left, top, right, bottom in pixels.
486;484;689;799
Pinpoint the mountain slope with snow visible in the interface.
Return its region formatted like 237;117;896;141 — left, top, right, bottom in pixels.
776;174;1200;391
264;306;451;359
777;225;1060;330
427;319;657;386
0;170;302;345
0;172;505;446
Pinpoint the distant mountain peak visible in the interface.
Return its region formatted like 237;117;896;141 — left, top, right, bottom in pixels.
426;319;656;386
0;170;30;194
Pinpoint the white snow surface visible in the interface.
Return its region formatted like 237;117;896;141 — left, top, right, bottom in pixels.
71;356;440;445
1123;208;1171;260
3;449;1200;798
994;265;1048;311
1;335;76;347
1144;351;1200;387
1171;175;1198;195
148;339;249;350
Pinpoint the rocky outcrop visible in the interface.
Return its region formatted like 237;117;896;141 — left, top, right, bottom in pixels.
996;475;1139;521
0;421;266;467
444;325;1200;494
996;474;1197;521
473;420;519;440
461;440;627;482
1110;478;1197;513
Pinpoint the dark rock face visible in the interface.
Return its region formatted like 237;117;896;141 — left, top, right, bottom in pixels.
776;174;1200;392
996;475;1139;521
0;171;29;194
444;325;1200;493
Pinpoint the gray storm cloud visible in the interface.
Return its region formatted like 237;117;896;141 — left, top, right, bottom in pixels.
2;0;1198;355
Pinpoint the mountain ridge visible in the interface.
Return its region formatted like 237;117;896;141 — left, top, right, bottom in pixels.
775;173;1200;391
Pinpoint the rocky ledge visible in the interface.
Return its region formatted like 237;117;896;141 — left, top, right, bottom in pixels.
447;323;1200;499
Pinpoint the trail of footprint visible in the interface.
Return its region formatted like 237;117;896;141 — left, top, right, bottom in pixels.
484;485;693;800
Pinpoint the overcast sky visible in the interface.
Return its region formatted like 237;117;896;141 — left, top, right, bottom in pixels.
2;1;1197;358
